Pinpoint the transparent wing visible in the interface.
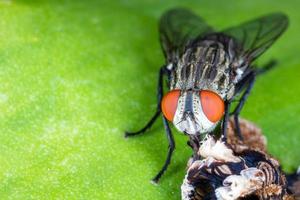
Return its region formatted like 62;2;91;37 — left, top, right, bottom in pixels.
222;13;289;62
159;8;214;62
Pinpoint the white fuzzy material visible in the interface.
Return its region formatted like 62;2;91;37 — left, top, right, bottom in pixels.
215;168;265;200
181;175;195;200
166;63;173;70
199;135;240;163
233;68;244;83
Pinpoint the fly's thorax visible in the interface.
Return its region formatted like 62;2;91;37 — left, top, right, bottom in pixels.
169;41;237;100
161;89;225;135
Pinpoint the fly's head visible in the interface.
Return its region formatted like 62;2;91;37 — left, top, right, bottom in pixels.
161;90;225;135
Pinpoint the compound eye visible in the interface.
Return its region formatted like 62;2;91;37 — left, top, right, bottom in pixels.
161;90;180;121
200;90;224;123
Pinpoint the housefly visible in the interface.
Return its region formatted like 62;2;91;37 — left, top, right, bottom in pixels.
125;8;288;183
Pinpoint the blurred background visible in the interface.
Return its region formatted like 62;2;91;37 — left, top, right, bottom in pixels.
0;0;299;199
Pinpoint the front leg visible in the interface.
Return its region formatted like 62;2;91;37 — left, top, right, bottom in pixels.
232;73;255;140
124;110;161;137
125;66;167;137
151;116;175;183
124;65;176;183
221;101;231;143
230;60;276;140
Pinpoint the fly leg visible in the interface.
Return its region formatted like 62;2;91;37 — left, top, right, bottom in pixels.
124;66;166;137
256;59;277;75
151;116;175;183
231;73;255;140
188;135;201;161
231;60;275;138
221;101;231;142
124;110;160;137
125;65;175;183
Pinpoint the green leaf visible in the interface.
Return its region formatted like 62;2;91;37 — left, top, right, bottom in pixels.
0;0;299;199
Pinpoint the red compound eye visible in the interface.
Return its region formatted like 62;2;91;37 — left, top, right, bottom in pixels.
200;90;224;122
161;90;180;121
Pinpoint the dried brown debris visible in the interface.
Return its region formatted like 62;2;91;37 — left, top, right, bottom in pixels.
227;117;267;153
181;118;298;200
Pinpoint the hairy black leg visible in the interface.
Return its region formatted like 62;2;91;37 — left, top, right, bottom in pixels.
232;73;255;140
221;101;231;142
124;111;160;137
230;60;276;138
125;66;166;137
151;116;175;183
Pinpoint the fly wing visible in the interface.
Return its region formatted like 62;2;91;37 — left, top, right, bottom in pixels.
159;8;214;62
222;13;288;62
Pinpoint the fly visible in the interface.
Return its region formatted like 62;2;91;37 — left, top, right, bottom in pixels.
125;8;288;183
